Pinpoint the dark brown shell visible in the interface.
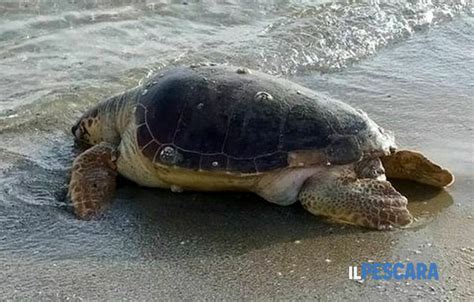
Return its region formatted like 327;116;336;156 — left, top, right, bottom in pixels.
135;65;370;173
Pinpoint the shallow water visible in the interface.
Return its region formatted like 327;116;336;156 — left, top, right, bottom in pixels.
0;0;473;300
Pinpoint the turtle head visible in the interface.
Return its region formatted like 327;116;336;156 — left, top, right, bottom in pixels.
72;91;135;146
72;107;104;146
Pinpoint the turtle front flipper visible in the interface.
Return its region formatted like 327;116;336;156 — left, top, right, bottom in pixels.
381;150;454;188
298;171;412;230
68;142;119;219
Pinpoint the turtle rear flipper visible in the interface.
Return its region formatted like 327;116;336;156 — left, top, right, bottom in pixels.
299;171;412;230
381;150;454;188
68;143;119;219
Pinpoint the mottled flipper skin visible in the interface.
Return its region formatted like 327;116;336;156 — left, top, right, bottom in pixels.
299;168;412;230
68;143;119;219
382;150;454;188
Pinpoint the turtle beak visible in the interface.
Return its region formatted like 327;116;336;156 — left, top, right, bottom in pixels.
71;121;88;142
71;124;79;137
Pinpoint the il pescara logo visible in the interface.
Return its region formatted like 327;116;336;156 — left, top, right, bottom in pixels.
349;262;439;280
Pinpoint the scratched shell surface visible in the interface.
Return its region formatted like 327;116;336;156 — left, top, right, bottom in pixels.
135;65;369;173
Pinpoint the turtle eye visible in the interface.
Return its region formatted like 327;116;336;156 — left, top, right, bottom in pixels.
79;121;91;137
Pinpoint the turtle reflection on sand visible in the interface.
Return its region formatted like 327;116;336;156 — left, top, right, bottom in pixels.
69;65;453;230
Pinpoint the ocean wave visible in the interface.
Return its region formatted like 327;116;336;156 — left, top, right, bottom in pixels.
243;0;473;74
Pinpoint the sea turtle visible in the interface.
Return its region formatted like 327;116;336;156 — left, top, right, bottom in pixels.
69;64;454;229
